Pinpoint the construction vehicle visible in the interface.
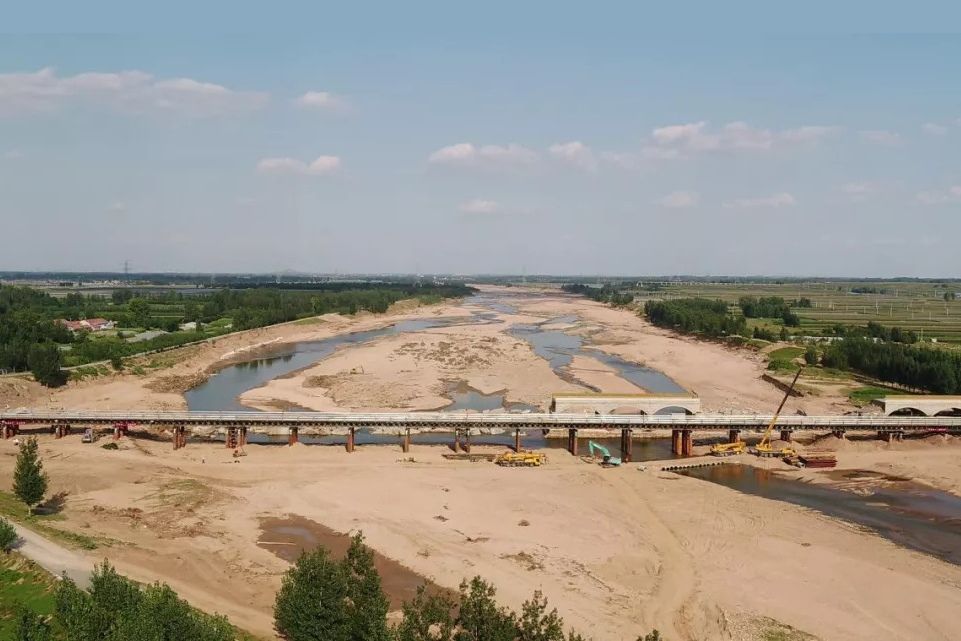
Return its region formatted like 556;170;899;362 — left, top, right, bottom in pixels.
587;441;622;467
81;428;95;444
709;440;746;456
753;367;803;458
495;450;546;467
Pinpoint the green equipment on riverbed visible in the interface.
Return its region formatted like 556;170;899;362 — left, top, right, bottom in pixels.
587;441;621;467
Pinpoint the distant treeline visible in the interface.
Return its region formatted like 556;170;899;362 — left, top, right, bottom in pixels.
822;338;961;394
0;282;472;386
561;283;634;306
644;298;746;337
737;296;800;326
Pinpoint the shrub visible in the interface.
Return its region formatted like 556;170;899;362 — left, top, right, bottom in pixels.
0;517;17;552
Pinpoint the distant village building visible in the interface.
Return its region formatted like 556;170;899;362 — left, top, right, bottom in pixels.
58;318;115;333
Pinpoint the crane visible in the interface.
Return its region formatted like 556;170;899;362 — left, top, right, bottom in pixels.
587;441;621;467
753;366;803;458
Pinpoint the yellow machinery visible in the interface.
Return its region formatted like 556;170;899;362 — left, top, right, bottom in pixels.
495;450;547;467
709;440;746;456
753;367;803;458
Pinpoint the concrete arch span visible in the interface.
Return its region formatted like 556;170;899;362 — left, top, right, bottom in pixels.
551;392;700;415
882;396;961;416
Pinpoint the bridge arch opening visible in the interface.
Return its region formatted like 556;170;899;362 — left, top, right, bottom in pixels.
889;407;928;416
655;405;695;415
609;406;647;415
934;408;961;417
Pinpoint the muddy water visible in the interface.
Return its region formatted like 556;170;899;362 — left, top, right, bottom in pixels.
507;323;684;393
258;515;455;608
679;464;961;566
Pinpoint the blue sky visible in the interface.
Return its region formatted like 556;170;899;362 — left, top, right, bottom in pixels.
2;19;961;276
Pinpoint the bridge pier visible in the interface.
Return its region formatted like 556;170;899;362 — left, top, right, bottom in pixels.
620;428;633;463
728;429;740;444
239;427;247;448
173;426;186;450
226;427;238;449
832;429;846;440
54;423;69;439
288;427;299;446
113;423;128;440
567;429;578;456
672;429;682;455
514;429;521;452
402;428;411;453
780;430;792;443
2;422;19;439
452;429;460;453
682;430;693;456
463;429;471;454
346;427;356;453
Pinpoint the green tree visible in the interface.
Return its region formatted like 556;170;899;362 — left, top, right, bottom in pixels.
14;607;52;641
0;516;17;552
13;437;48;509
454;577;516;641
55;562;235;641
638;631;662;641
804;345;818;365
395;586;455;641
28;342;66;388
344;534;391;641
517;591;565;641
128;298;151;327
274;547;351;641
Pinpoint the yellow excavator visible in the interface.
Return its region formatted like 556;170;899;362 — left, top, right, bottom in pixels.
753;367;803;458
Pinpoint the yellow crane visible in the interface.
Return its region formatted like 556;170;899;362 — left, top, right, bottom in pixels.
753;366;803;458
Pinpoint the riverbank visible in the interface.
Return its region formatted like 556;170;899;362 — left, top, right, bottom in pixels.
2;435;961;640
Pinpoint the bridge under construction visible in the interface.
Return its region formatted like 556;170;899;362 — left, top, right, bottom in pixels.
3;409;960;461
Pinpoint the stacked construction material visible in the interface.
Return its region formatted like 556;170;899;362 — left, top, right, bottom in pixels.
799;452;837;468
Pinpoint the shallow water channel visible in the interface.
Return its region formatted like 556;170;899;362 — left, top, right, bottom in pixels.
679;464;961;566
185;293;682;412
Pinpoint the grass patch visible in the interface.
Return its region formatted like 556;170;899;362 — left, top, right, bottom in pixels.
758;617;818;641
0;554;58;638
848;386;889;406
766;359;797;372
768;346;805;361
146;479;213;512
0;491;105;551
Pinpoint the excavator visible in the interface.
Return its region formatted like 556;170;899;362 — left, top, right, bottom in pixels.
709;438;746;457
587;441;621;467
752;366;803;458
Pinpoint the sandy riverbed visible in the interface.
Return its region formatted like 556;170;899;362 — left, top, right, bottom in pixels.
8;287;955;640
2;435;961;641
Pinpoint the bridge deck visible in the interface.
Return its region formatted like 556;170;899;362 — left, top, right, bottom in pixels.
3;410;961;432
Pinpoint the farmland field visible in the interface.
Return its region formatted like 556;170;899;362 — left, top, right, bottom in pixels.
627;281;961;346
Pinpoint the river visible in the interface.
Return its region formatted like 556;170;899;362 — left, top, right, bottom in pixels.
679;463;961;567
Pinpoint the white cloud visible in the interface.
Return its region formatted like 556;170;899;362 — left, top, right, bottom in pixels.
256;155;341;176
428;143;538;167
723;192;797;209
107;201;127;214
294;91;345;110
0;67;268;117
2;149;22;160
459;199;500;214
548;141;597;171
646;121;838;157
657;191;699;209
916;186;961;205
860;130;902;146
922;122;948;135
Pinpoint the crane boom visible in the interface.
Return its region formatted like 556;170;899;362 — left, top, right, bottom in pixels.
756;367;803;452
